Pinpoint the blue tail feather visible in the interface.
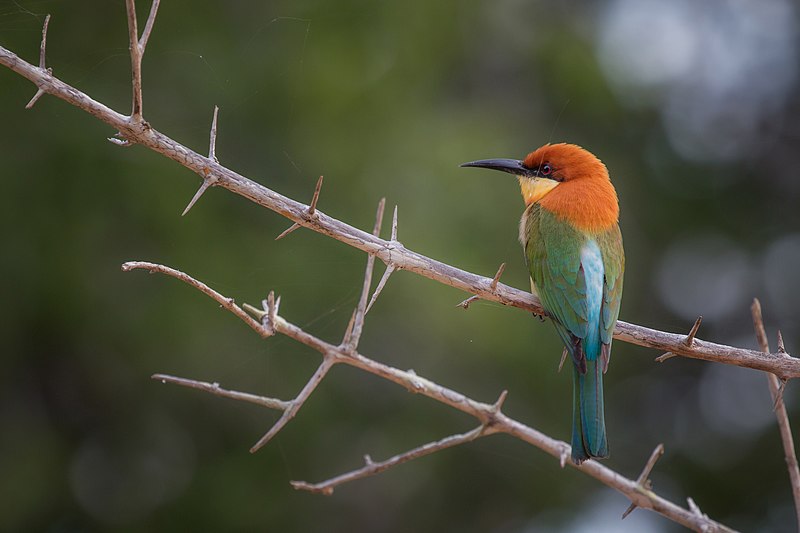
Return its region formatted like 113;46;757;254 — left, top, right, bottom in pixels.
571;358;608;464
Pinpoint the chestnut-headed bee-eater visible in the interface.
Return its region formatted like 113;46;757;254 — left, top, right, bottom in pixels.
462;143;624;464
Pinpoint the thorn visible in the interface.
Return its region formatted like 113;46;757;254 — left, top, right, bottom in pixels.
655;352;678;363
107;135;133;147
275;222;301;241
208;105;219;161
687;496;700;513
267;290;277;332
777;330;787;354
25;88;46;109
621;502;637;520
489;262;506;292
364;454;374;466
686;496;711;532
686;496;712;532
456;295;480;309
391;205;398;241
636;443;665;484
366;265;395;314
623;443;665;518
373;197;386;237
308;175;323;215
685;316;702;347
182;178;215;216
492;390;508;413
558;348;568;372
38;14;51;68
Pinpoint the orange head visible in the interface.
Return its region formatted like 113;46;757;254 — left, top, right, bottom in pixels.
461;143;619;233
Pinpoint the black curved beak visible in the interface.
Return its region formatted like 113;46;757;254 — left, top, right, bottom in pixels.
460;158;535;178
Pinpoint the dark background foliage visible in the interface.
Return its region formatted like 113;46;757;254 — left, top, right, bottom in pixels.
1;1;799;531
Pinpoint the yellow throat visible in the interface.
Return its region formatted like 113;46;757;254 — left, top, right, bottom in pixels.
518;176;559;205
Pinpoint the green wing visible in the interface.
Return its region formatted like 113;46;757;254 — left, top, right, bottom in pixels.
523;204;587;368
597;223;625;354
522;204;624;369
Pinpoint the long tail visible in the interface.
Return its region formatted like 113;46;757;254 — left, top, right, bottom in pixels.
571;358;608;464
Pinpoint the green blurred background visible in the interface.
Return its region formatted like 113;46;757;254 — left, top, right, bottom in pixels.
2;0;799;531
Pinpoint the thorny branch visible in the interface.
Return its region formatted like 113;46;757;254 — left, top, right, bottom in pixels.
2;4;796;530
123;260;734;532
290;425;493;495
1;40;796;380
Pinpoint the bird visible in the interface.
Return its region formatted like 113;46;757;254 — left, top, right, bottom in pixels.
461;143;624;464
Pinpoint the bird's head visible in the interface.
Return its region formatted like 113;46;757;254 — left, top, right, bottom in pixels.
461;143;619;233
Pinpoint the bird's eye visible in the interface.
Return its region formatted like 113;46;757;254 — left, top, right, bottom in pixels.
541;164;552;176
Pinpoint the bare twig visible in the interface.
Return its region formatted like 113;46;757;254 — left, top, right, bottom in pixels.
121;261;271;338
139;0;161;51
125;0;160;121
291;425;492;495
751;299;800;529
152;373;290;410
1;46;797;380
125;0;143;120
122;260;734;532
